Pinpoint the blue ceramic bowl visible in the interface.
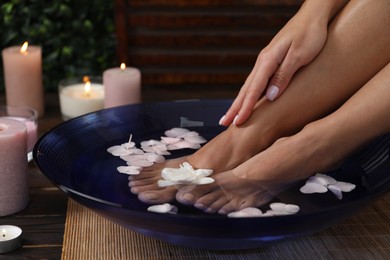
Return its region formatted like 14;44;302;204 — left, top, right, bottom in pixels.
33;100;390;249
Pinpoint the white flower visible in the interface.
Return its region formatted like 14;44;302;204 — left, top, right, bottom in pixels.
300;173;356;199
157;162;214;187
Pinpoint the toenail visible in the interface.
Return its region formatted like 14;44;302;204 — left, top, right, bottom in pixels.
182;193;195;203
142;192;159;201
218;209;227;215
194;202;206;210
130;187;139;193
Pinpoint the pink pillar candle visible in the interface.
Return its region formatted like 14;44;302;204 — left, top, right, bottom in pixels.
0;106;38;153
0;118;29;216
2;42;44;116
103;63;141;108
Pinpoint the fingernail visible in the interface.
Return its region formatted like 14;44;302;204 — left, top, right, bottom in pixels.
233;115;239;125
218;115;226;125
266;85;279;101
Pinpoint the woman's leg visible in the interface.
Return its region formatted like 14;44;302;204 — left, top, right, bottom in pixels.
130;0;390;204
189;61;390;214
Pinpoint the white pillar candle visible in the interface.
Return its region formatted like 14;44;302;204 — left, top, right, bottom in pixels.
0;225;22;254
103;63;141;108
59;76;104;120
2;42;44;117
0;118;29;216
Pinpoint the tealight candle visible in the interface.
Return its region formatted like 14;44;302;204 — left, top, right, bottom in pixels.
103;63;141;108
59;76;104;120
2;42;44;117
0;225;22;254
0;118;29;216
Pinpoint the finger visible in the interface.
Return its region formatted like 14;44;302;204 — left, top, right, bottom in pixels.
233;53;280;125
220;66;258;126
266;48;305;101
220;87;247;126
232;89;261;126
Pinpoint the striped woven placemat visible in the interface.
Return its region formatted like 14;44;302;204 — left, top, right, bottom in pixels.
62;195;390;259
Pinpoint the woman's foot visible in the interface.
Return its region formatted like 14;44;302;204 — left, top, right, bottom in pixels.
176;119;358;214
128;117;277;204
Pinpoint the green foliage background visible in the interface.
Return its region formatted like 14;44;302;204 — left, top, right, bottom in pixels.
0;0;117;92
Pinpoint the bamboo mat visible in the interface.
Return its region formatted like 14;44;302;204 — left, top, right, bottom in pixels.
62;195;390;260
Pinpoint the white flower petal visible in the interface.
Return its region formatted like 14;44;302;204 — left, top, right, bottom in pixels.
145;153;165;163
300;182;328;194
127;159;154;167
107;146;132;156
194;168;213;178
121;142;136;149
328;184;343;199
194;177;215;185
239;207;263;216
227;207;263;218
165;128;190;138
335;181;356;192
184;135;207;144
147;203;178;214
269;202;286;212
311;173;337;186
117;166;142;175
160;136;181;144
157;179;177;187
284;204;300;213
167;141;201;150
140;139;163;147
121;154;146;162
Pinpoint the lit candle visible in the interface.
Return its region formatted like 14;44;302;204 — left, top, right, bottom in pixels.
2;42;44;116
103;63;141;108
59;76;104;120
0;225;22;254
0;118;29;216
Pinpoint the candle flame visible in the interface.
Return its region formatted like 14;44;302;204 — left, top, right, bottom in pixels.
84;80;91;97
20;41;29;55
2;229;6;237
120;63;126;70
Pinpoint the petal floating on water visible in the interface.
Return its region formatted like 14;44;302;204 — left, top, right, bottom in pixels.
147;203;178;214
328;184;343;199
117;165;142;175
165;127;190;138
335;181;356;192
300;182;328;194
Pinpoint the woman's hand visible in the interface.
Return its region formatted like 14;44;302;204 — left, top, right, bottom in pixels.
220;0;349;126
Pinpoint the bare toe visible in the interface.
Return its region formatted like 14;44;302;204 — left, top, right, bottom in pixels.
137;186;178;204
176;184;218;205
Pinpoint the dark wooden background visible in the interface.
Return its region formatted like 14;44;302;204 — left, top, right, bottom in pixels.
114;0;302;101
